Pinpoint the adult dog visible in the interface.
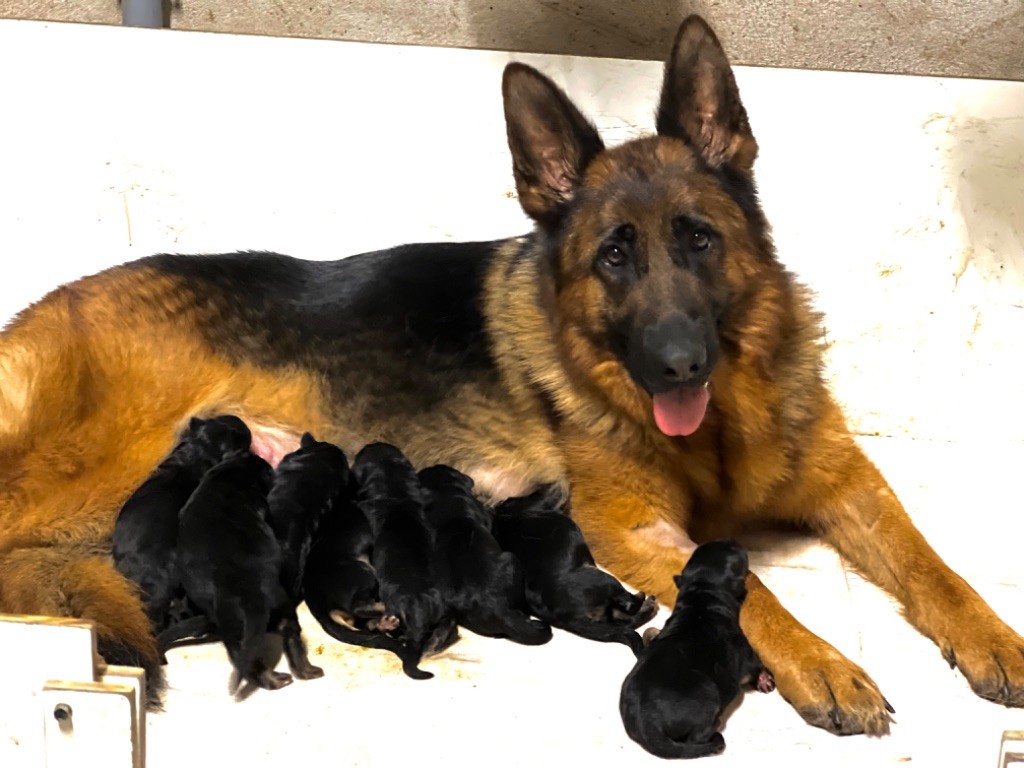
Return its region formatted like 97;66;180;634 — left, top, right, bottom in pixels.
0;15;1021;734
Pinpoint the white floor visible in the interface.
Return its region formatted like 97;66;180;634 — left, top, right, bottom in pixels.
2;18;1023;768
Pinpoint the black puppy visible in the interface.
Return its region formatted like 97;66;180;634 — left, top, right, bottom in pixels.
353;443;457;673
268;433;349;605
303;474;432;680
178;451;319;691
112;414;251;639
619;540;775;759
492;487;658;654
418;464;551;645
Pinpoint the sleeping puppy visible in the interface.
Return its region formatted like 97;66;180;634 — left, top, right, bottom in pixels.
268;433;350;602
418;464;552;645
112;414;251;641
492;487;657;654
353;443;457;672
303;475;431;680
178;451;320;692
619;540;775;759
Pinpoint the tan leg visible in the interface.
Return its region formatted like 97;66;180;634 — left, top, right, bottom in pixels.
806;442;1024;706
563;432;894;735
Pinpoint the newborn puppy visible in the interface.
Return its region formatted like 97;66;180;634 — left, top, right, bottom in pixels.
112;414;251;637
619;540;774;759
303;479;430;680
268;433;350;601
178;451;317;692
353;443;456;672
261;432;358;681
492;488;657;654
418;464;551;645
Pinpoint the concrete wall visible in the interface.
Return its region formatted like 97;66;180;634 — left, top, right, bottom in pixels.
4;0;1024;81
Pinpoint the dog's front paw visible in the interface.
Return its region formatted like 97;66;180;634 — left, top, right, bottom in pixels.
772;645;893;736
939;621;1024;706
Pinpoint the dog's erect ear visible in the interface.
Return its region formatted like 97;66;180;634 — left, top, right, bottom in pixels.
503;62;605;228
656;15;758;172
300;432;316;449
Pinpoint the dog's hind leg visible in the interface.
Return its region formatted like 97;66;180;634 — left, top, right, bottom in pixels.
0;544;166;706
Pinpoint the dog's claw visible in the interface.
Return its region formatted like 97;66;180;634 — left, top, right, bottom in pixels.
883;697;895;714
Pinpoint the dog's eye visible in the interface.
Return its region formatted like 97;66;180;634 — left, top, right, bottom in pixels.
601;244;627;268
690;229;711;252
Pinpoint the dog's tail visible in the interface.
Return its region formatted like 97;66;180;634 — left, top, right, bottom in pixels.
307;602;433;680
0;546;167;708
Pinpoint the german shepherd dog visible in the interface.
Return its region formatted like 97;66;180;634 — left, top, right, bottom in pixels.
1;15;1021;732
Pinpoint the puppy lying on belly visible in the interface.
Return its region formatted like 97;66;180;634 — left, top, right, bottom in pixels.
418;464;552;646
354;443;459;674
619;540;774;759
112;415;252;647
178;451;320;692
303;456;429;679
492;487;657;653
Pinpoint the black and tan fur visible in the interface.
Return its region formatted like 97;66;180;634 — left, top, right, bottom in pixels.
1;15;1022;734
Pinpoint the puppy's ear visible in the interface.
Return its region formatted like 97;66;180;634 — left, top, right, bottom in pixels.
656;15;758;172
300;432;316;449
188;416;204;433
503;62;604;228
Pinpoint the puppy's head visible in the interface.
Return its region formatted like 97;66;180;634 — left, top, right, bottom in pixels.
189;414;252;459
674;539;749;602
418;464;475;496
291;432;351;483
352;442;417;492
243;452;275;495
494;483;567;516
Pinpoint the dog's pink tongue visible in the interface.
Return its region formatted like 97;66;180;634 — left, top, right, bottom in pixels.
652;387;710;436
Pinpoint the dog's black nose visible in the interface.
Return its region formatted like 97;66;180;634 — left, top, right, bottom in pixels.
657;341;706;383
639;315;715;391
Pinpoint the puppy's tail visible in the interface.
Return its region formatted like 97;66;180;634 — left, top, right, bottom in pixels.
560;619;645;656
492;611;553;646
308;603;433;680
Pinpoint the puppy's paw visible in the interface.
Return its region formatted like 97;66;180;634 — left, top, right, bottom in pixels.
256;670;294;691
641;626;661;646
293;662;325;680
374;614;401;633
628;594;659;629
756;669;776;693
